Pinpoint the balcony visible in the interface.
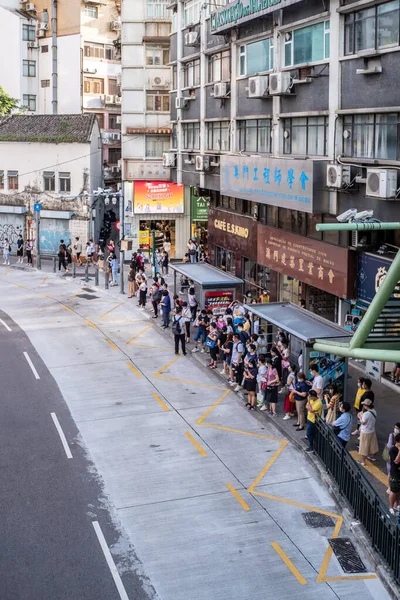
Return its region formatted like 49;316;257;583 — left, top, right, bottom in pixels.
104;166;121;180
146;0;170;21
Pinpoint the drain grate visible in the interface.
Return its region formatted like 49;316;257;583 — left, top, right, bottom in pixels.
82;287;95;293
328;538;367;573
76;293;99;300
302;512;335;528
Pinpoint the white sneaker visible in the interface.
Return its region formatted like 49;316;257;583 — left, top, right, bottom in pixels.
220;369;225;375
192;347;199;353
2;261;6;265
389;508;396;515
228;380;235;386
260;405;268;411
234;385;241;392
200;349;205;353
283;415;290;420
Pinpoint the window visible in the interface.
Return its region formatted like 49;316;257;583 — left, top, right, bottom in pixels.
206;121;230;151
184;0;201;26
238;38;274;76
108;78;119;95
284;21;330;66
95;113;104;129
208;50;230;83
344;0;400;55
59;172;71;193
146;92;170;112
183;122;200;150
146;45;170;66
0;171;4;190
215;246;236;274
183;59;200;87
283;116;328;156
109;114;121;130
84;5;98;18
237;119;272;153
22;24;36;41
23;60;36;77
105;45;114;60
343;113;400;160
108;148;121;165
43;171;55;192
171;123;178;149
84;77;104;94
84;43;105;58
146;0;169;19
41;79;50;88
145;135;170;157
41;45;49;53
23;94;36;111
8;171;18;190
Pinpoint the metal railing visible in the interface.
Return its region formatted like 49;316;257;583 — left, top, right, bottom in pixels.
314;419;400;584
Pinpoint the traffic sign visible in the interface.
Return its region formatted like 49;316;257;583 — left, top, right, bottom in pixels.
34;203;42;211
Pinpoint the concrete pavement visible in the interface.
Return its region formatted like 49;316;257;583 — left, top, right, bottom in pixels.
0;262;395;599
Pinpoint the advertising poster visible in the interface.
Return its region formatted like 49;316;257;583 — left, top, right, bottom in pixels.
139;230;150;249
308;351;346;399
134;181;184;214
205;290;234;315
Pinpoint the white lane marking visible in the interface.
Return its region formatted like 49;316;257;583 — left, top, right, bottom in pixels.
23;351;40;379
50;413;73;459
0;319;11;332
92;521;129;600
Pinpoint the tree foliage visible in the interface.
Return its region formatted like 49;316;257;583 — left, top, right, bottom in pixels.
0;86;20;116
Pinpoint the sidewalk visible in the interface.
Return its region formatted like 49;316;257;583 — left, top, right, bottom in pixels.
8;258;398;502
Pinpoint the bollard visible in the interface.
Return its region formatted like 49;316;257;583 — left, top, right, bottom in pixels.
95;265;99;286
85;263;89;283
72;262;76;278
53;256;56;273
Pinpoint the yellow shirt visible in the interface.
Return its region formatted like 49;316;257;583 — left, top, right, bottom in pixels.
354;387;364;410
243;321;251;332
307;398;323;423
259;294;270;303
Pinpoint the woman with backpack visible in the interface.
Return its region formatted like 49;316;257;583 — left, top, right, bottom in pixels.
172;308;186;356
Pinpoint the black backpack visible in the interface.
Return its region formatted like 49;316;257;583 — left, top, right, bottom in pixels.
172;316;182;335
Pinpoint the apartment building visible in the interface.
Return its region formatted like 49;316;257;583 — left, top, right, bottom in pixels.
121;0;190;258
168;0;400;382
0;0;121;185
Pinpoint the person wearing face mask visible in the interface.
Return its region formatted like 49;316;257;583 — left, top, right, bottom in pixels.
324;383;341;425
388;433;400;515
332;402;352;447
383;422;400;494
357;399;378;466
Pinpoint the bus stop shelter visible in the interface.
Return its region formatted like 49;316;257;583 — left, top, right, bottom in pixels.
244;302;352;398
170;263;243;314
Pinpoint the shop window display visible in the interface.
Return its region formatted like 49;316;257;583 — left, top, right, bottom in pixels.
215;246;235;274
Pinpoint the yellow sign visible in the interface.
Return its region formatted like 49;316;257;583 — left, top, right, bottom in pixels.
139;230;150;246
213;218;249;238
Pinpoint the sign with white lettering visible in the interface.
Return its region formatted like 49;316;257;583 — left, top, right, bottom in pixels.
220;155;314;213
210;0;303;33
125;161;170;181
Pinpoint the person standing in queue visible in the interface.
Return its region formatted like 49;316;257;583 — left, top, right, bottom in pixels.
160;289;171;328
172;307;186;356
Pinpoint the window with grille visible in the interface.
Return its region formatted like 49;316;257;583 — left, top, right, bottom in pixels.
44;171;55;192
59;173;71;193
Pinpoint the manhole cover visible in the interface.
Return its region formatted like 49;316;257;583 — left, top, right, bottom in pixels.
302;512;335;528
76;293;99;300
82;287;95;293
328;538;367;573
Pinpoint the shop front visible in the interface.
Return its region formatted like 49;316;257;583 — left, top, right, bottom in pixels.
130;180;190;259
0;206;27;253
257;224;357;322
190;188;209;250
355;251;400;381
208;208;263;300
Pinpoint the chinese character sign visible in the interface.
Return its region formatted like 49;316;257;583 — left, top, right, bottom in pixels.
221;156;313;213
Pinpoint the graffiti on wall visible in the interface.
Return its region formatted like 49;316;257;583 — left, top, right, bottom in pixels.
0;223;23;248
40;228;71;254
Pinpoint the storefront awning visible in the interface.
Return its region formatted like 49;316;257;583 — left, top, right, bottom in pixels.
170;263;243;288
244;302;352;344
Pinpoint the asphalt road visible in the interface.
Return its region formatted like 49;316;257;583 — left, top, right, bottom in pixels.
0;309;155;600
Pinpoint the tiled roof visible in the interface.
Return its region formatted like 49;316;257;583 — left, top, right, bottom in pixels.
0;114;97;143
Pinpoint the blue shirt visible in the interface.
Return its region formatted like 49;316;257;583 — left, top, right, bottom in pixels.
161;295;171;312
294;380;308;402
333;412;352;442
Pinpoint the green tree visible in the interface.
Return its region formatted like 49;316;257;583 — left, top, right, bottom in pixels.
0;86;20;116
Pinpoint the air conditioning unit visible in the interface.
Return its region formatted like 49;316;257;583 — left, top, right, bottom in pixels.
110;20;121;31
151;76;167;88
269;71;292;95
37;22;48;30
114;96;122;105
27;41;38;49
195;155;210;172
213;82;229;98
111;166;120;173
185;31;199;46
116;115;121;125
105;95;115;104
175;97;188;109
366;168;397;198
162;152;175;167
326;164;351;189
210;156;220;167
36;29;45;38
248;76;269;98
112;133;121;141
25;3;36;11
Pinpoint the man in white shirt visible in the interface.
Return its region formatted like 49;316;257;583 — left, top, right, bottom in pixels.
308;365;324;400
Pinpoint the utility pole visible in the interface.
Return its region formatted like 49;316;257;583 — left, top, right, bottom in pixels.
119;191;125;295
34;202;42;270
